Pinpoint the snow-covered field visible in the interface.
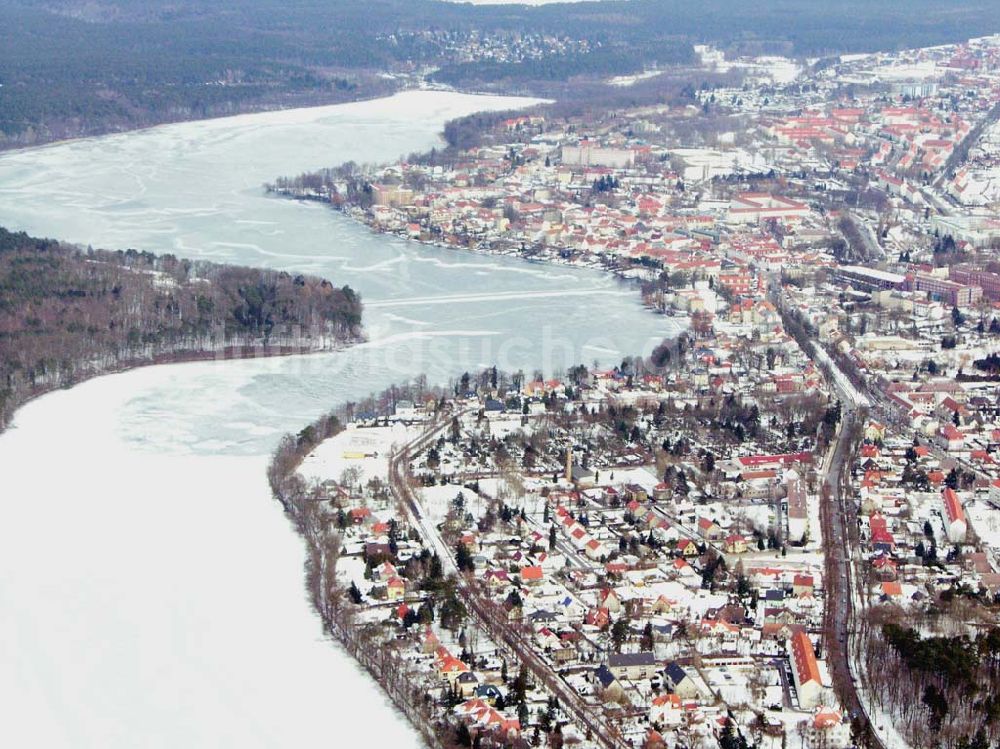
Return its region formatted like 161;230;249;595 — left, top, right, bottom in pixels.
420;483;472;526
299;423;415;486
672;147;772;183
607;70;663;87
694;45;802;85
967;498;1000;547
602;466;660;491
874;60;944;80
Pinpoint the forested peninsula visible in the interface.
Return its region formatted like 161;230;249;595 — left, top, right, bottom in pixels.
0;227;363;430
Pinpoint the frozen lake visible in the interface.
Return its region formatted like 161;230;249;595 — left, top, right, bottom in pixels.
0;90;682;747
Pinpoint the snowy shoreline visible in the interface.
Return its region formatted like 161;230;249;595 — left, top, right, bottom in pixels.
270;415;444;748
0;84;407;156
0;88;542;161
278;191;683;323
0;359;427;749
0;89;671;749
0;334;362;438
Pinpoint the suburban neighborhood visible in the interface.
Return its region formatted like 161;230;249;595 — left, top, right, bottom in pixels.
270;31;1000;749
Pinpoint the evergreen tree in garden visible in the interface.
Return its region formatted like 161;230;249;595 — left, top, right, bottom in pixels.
611;617;628;651
719;719;748;749
348;581;362;603
641;620;654;651
402;607;419;628
429;554;443;580
456;542;474;573
513;665;529;704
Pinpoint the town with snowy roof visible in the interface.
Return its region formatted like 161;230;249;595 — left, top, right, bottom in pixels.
274;32;1000;749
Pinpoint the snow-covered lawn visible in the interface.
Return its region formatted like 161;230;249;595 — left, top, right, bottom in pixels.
419;483;472;526
967;498;1000;547
298;422;416;486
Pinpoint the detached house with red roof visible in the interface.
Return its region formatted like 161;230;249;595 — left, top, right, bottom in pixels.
676;538;699;557
521;565;544;585
649;693;686;727
453;699;521;739
585;538;608;561
808;707;850;748
938;424;965;452
872;554;898;582
386;576;406;601
724;534;748;554
881;581;903;601
350;507;372;524
598;587;622;614
585;607;611;629
869;514;895;554
436;648;471;682
792;574;815;598
697;517;725;541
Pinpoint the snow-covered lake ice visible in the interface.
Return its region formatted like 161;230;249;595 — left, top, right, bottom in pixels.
0;90;684;747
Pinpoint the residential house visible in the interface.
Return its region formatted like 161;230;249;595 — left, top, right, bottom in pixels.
386;576;406;601
594;665;624;699
697;517;725;541
649;694;685;727
664;662;700;699
608;651;658;681
724;534;748;554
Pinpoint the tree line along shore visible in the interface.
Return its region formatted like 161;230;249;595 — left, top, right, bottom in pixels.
0;227;364;431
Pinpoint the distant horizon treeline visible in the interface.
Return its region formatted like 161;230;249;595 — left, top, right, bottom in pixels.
3;0;1000;148
0;227;364;430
